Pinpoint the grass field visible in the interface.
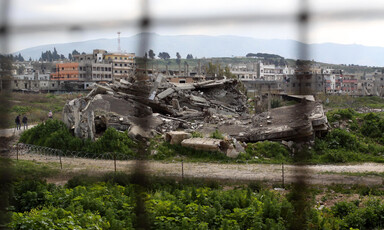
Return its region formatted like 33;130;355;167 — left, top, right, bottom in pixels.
1;92;81;129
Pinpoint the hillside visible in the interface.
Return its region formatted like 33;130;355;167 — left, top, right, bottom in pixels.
14;33;384;67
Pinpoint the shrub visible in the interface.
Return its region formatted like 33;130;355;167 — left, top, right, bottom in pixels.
210;129;224;140
246;141;290;160
360;113;383;138
191;131;203;138
19;120;137;157
271;98;281;108
326;129;359;150
327;108;355;123
332;201;358;218
11;106;31;114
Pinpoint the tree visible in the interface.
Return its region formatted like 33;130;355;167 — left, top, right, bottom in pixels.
52;47;60;61
72;50;80;55
176;52;181;64
148;49;155;59
158;52;170;60
144;52;148;59
186;54;193;59
68;53;73;60
224;66;236;79
16;53;24;62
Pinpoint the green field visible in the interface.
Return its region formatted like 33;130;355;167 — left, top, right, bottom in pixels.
1;92;80;129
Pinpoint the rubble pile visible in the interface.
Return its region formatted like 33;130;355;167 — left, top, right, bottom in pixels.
198;100;329;142
63;78;248;140
63;77;329;155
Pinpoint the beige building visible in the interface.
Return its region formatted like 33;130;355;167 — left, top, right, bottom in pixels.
74;49;135;82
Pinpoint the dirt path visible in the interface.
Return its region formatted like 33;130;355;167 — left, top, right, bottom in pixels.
11;150;384;186
0;124;37;137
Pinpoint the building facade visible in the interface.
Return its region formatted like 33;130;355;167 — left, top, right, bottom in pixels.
50;63;79;81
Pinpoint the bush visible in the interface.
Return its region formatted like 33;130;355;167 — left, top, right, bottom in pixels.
246;141;290;160
271;98;281;108
360;113;384;139
191;131;203;138
332;201;358;218
19;120;138;157
326;129;359;150
11;106;31;114
327;108;355;123
210;129;224;140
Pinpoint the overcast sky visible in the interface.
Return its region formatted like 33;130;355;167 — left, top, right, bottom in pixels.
3;0;384;53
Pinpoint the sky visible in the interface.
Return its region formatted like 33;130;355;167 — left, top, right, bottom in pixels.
3;0;384;53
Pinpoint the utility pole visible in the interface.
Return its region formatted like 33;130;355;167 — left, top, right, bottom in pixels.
117;32;121;53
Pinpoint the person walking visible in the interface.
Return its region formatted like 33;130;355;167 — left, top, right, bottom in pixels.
48;110;53;119
22;114;28;130
15;114;21;130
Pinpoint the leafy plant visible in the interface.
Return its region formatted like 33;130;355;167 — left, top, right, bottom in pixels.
210;129;224;140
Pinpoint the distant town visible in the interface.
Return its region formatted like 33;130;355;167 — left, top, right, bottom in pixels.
3;48;384;97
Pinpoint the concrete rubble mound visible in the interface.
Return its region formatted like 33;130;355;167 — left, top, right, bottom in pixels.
199;100;328;142
63;76;329;152
63;78;248;140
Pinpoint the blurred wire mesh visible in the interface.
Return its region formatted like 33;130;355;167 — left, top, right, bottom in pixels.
1;0;384;228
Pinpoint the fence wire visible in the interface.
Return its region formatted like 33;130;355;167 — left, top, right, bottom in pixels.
1;0;384;228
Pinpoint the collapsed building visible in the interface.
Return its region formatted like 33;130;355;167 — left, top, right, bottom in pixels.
63;76;328;156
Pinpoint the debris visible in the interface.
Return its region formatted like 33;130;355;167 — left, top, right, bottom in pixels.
165;131;192;145
63;76;329;146
181;138;230;152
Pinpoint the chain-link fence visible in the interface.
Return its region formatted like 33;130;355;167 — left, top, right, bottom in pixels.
2;0;384;228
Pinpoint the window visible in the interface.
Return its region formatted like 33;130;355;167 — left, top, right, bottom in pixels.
52;84;55;87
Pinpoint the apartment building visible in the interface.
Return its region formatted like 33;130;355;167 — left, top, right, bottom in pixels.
50;63;79;81
231;61;294;81
104;52;135;80
74;49;135;82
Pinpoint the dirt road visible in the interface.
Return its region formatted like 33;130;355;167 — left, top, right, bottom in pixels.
11;150;384;186
0;124;37;137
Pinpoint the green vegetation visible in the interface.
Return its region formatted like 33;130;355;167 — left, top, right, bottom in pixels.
318;94;384;109
12;160;59;180
191;131;203;138
19;114;384;164
7;174;384;230
19;119;137;158
151;142;228;162
2;92;79;128
309;109;384;163
244;141;291;163
210;129;224;140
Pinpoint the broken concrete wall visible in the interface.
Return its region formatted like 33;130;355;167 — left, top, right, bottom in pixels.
181;138;229;152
